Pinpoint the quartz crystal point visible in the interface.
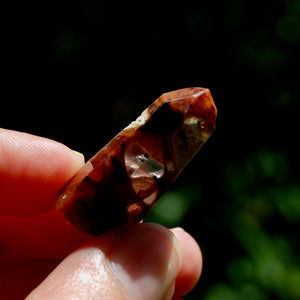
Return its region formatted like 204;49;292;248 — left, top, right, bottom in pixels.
57;87;217;235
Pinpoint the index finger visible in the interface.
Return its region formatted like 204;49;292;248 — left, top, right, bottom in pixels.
0;128;84;216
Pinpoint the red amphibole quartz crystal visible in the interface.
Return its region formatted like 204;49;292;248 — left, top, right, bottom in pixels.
57;88;217;235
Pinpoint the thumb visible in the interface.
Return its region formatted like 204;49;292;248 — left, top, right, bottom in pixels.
26;223;182;300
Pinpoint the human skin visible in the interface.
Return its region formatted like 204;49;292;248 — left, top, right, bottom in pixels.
0;128;202;299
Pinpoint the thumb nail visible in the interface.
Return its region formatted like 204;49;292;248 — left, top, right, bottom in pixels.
109;223;182;300
70;150;85;164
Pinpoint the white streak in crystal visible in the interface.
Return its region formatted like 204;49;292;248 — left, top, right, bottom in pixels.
125;108;150;130
168;89;207;102
192;89;207;98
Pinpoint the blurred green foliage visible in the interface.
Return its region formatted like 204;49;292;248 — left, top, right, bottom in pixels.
214;150;300;300
2;0;299;299
147;149;300;299
146;185;202;227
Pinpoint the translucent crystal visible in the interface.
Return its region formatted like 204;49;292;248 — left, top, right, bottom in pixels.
56;87;217;235
124;142;164;179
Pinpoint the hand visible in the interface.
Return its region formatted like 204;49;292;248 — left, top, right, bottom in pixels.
0;128;202;299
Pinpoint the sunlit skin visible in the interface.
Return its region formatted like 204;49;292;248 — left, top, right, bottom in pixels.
0;129;202;299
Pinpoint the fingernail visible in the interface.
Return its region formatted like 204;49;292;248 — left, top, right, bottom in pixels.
71;150;85;164
172;227;185;232
109;223;182;300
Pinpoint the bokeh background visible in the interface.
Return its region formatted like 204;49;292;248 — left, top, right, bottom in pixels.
2;0;300;299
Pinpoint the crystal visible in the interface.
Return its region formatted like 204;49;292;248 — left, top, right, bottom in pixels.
56;87;217;235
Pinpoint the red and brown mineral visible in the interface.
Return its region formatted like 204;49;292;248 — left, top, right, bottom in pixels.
56;87;217;235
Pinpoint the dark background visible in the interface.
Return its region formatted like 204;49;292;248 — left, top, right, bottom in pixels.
2;0;300;299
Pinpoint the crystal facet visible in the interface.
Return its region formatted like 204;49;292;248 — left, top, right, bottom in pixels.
56;87;217;235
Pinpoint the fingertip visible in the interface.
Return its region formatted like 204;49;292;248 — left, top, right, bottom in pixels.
0;129;85;216
108;223;182;300
171;227;203;298
27;223;183;300
70;150;85;167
